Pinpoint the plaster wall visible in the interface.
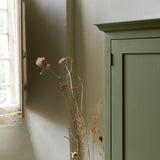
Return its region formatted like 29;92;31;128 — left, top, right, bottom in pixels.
25;0;70;160
24;0;160;159
0;123;35;160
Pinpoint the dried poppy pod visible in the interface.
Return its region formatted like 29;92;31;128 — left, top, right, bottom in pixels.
36;57;49;68
99;136;103;142
71;152;79;159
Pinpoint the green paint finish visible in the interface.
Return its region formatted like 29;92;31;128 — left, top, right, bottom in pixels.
96;18;160;33
104;34;112;160
96;20;160;160
124;54;160;160
112;38;160;160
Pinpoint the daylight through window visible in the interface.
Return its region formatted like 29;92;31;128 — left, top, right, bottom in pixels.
0;0;22;124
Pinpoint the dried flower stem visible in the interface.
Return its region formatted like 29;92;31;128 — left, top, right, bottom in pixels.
64;136;77;150
65;57;73;90
71;92;85;160
76;72;84;113
91;98;102;160
65;64;73;89
36;56;103;160
46;67;62;80
70;86;89;160
81;113;91;160
65;57;90;160
74;103;90;160
70;132;79;152
64;136;82;160
63;91;75;123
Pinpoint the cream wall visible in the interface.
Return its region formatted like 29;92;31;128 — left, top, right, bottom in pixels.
25;0;70;160
0;123;35;160
25;0;160;159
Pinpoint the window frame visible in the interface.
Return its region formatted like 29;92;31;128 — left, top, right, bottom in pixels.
0;0;23;117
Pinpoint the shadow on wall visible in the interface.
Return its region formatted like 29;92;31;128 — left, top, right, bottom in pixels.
74;1;86;79
26;0;68;119
25;0;70;160
74;0;104;116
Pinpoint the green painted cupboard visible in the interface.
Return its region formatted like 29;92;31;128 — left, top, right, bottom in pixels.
97;19;160;160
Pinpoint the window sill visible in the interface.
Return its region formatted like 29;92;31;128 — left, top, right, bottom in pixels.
0;107;22;125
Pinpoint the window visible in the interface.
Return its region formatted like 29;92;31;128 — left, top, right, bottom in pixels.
0;0;22;124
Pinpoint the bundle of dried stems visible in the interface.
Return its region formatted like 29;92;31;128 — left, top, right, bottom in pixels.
36;57;104;160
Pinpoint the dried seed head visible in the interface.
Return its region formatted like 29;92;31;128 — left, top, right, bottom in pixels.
36;57;49;68
99;136;103;142
58;57;66;64
60;81;67;91
71;152;79;159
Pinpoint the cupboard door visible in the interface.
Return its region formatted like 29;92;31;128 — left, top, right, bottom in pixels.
112;38;160;160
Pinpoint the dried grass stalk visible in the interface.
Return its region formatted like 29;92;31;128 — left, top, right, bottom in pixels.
64;136;82;160
76;112;84;142
75;111;85;160
90;98;102;160
81;113;91;160
36;56;103;160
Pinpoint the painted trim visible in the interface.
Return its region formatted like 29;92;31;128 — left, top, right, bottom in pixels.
96;18;160;33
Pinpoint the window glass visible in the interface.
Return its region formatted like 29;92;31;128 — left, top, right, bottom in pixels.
0;60;9;85
0;0;7;10
0;35;8;58
0;11;7;33
0;0;22;124
0;86;10;105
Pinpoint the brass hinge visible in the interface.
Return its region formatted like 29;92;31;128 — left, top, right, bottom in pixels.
110;53;113;66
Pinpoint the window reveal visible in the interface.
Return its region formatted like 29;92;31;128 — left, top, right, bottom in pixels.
0;0;22;124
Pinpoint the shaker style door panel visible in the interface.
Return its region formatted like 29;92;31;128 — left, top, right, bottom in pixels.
111;38;160;160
